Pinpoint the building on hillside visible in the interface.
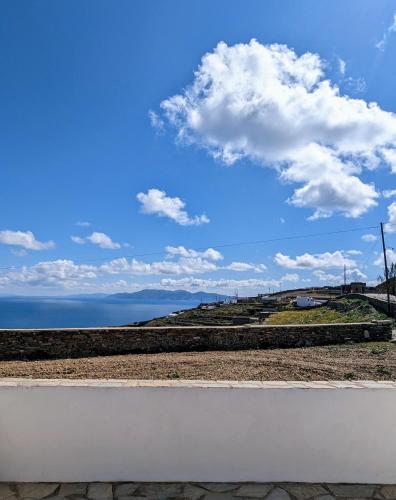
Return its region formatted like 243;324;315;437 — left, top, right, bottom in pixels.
296;296;324;308
341;282;366;294
375;277;396;295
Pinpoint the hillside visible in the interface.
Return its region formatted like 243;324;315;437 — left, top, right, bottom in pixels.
136;297;388;327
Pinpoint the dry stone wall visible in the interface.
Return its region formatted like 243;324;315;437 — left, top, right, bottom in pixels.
0;321;392;360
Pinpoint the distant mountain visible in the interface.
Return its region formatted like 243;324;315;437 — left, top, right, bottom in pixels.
108;289;229;302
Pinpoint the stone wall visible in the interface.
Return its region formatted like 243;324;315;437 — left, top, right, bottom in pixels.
0;321;392;360
349;293;396;318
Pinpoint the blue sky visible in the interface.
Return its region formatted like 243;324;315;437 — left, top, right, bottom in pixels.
1;0;396;295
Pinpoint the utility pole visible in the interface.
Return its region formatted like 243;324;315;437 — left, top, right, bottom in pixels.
380;222;391;315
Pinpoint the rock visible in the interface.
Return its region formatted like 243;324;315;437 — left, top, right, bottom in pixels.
234;483;273;497
265;488;291;500
114;484;139;497
198;484;240;492
18;483;59;499
282;484;328;499
182;484;208;499
59;483;87;496
134;483;183;499
118;497;146;500
314;496;336;500
87;483;113;499
381;486;396;499
328;485;375;498
0;485;15;500
202;493;236;500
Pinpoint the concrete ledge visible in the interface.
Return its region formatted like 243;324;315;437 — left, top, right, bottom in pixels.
2;378;396;483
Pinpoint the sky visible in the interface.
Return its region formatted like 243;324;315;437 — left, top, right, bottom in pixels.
1;0;396;296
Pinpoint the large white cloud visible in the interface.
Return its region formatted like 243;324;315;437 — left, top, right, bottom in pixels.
226;261;267;273
274;250;356;269
137;188;209;226
165;245;222;261
158;40;396;219
313;268;367;284
0;230;55;251
0;260;96;288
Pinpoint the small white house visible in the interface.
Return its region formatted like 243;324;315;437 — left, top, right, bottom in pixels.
296;296;322;308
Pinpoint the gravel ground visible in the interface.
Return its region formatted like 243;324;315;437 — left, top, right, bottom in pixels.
1;341;396;380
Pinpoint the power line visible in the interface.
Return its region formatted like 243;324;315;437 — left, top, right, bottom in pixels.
0;223;380;273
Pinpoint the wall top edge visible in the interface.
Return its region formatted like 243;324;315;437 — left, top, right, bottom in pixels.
1;378;396;389
0;321;392;333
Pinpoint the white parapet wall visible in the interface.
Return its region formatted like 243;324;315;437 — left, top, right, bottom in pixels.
1;378;396;483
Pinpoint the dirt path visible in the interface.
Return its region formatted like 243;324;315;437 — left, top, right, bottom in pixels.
1;341;396;381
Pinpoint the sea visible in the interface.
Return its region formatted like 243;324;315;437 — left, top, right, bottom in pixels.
0;296;199;329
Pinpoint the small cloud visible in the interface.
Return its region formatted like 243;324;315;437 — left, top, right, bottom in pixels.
376;13;396;51
343;76;366;94
383;189;396;198
361;233;377;242
281;273;299;282
148;110;165;133
71;236;86;245
71;232;121;249
11;248;27;257
76;221;91;227
226;261;267;273
280;217;285;224
137;188;210;226
338;58;346;76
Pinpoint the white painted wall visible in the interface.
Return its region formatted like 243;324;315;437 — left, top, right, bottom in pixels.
1;379;396;483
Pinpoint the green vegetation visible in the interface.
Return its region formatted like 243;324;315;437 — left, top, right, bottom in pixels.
138;301;265;326
266;298;387;325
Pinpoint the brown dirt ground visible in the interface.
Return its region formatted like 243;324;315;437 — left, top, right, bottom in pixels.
1;341;396;381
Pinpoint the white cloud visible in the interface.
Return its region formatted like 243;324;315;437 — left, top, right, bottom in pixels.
313;268;367;283
11;249;28;257
346;250;362;256
281;273;300;282
375;248;396;266
376;14;396;51
274;250;356;269
362;233;377;242
148;110;165;133
0;230;55;251
158;40;396;219
71;232;121;249
100;246;223;276
0;260;97;289
160;277;281;291
280;217;285;224
383;189;396;198
226;261;267;273
137;188;210;226
76;221;91;227
71;236;86;245
338;58;346;76
385;201;396;233
165;245;222;261
86;232;121;249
